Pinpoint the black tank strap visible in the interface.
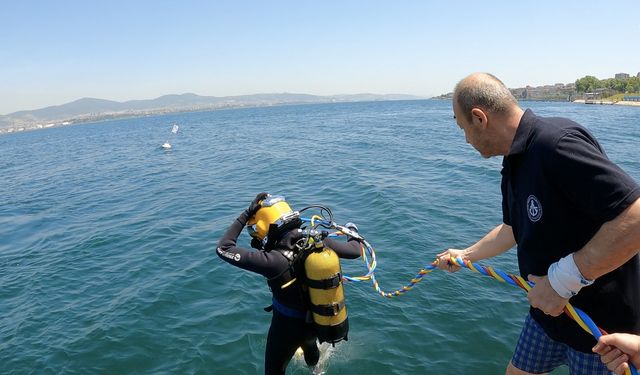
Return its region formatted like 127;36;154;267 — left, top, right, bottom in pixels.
310;300;345;317
306;273;342;289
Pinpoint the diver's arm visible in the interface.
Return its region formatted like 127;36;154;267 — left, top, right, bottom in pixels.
216;211;281;276
324;236;362;259
218;211;250;251
435;223;515;271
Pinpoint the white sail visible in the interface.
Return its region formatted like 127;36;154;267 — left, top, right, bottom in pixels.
161;124;179;150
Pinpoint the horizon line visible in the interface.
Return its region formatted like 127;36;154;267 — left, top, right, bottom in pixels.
1;91;430;116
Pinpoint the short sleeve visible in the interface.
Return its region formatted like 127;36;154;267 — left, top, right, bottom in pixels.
544;130;640;222
501;173;511;225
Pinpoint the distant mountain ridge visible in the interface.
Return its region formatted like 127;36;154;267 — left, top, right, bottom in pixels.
0;92;424;132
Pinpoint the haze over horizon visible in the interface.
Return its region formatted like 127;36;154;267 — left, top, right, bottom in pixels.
2;0;639;115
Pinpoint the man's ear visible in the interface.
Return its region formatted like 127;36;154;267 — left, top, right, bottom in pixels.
470;108;488;128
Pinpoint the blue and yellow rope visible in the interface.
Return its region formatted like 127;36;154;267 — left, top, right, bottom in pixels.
301;217;637;374
446;257;636;375
343;245;635;374
339;234;438;297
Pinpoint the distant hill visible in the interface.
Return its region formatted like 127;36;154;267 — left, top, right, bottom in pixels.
0;92;425;133
8;98;126;120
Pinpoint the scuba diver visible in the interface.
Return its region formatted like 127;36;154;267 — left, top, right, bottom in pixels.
216;192;363;375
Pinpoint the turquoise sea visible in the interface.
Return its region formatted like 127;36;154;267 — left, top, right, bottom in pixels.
1;100;639;374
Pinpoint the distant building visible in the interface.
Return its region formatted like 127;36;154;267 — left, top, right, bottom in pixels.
584;88;611;104
511;83;576;101
637;72;640;78
584;92;601;104
615;73;630;80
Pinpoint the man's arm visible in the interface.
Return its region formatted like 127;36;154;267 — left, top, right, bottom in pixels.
575;197;640;279
436;223;516;271
528;197;640;316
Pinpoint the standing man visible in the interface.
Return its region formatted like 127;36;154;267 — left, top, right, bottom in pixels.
436;72;640;374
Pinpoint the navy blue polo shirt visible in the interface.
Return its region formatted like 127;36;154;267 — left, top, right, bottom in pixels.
501;109;640;352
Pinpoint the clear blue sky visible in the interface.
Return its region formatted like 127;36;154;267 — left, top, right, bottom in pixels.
1;0;639;115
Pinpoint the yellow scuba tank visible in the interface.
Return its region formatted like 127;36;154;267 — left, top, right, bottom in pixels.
304;244;348;344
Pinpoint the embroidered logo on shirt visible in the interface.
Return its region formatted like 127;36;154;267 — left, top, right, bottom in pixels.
527;195;543;222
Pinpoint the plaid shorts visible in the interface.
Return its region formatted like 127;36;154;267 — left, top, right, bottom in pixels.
511;314;613;374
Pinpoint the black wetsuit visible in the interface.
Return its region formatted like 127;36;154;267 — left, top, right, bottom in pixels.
216;210;362;375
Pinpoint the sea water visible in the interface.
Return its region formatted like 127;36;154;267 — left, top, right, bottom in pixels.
1;100;638;374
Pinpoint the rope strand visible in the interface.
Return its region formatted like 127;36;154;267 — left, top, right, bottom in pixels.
300;217;636;375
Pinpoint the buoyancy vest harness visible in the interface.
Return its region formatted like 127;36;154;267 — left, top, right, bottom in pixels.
264;234;349;345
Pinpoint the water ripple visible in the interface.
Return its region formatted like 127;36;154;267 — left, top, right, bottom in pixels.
0;100;635;374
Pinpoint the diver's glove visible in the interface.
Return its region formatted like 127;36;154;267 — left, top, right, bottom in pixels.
246;192;269;217
341;222;362;240
344;222;358;232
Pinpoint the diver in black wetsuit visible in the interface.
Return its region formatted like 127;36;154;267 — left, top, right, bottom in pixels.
216;193;362;375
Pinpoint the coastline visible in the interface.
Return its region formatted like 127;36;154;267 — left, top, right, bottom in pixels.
573;99;640;107
0;97;424;135
2;99;639;136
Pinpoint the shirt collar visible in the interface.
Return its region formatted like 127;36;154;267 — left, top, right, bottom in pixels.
507;108;536;156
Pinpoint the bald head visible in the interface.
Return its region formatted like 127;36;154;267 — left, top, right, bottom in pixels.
454;73;519;122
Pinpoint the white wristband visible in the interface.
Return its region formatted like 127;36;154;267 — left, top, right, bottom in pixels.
547;253;594;299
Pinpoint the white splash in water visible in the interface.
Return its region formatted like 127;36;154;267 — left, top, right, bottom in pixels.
293;342;335;375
